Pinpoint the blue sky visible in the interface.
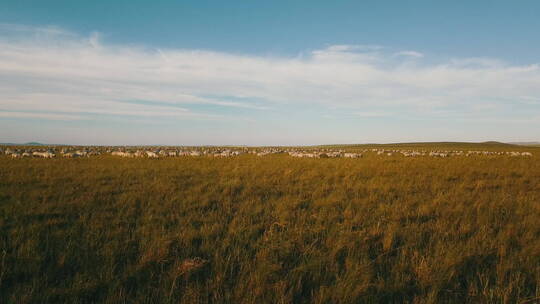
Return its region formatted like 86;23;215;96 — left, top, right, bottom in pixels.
1;1;539;145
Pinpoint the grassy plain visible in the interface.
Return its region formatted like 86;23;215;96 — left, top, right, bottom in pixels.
1;144;539;303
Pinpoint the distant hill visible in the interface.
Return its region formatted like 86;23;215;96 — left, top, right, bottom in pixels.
0;142;44;146
317;141;524;150
319;141;512;146
508;142;540;146
0;142;66;146
25;142;45;146
1;141;538;148
481;141;511;145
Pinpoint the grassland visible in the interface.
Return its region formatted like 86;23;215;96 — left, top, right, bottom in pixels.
1;145;539;303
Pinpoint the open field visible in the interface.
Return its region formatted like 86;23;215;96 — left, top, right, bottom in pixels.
1;144;539;303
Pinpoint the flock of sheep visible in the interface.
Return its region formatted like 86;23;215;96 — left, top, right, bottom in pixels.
285;148;533;158
2;147;100;158
1;146;534;159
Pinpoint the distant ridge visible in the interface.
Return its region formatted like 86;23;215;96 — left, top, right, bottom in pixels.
508;142;540;146
316;141;530;149
0;141;538;147
0;142;63;146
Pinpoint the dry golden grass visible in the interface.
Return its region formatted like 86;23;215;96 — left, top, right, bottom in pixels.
0;146;539;303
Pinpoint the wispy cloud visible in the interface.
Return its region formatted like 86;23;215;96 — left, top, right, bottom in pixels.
354;111;392;118
394;50;424;58
0;111;86;121
0;24;539;144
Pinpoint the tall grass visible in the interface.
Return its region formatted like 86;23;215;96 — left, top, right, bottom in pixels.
0;151;539;303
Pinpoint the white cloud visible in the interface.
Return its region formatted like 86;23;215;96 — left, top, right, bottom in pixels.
394;50;424;58
0;24;539;144
0;111;86;121
326;44;384;52
354;111;392;118
88;31;101;49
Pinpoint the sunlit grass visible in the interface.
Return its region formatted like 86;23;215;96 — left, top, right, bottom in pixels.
0;148;539;303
